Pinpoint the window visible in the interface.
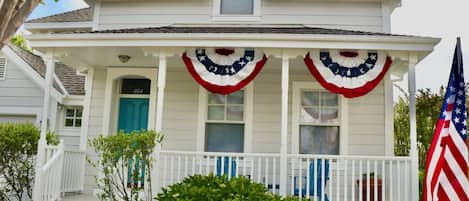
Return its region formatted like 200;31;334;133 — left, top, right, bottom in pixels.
220;0;254;15
299;91;340;155
0;57;6;80
121;79;151;95
64;107;83;128
212;0;261;21
205;91;245;153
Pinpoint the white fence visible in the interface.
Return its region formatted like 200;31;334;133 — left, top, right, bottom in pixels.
287;154;412;201
33;142;65;201
61;149;86;193
154;151;412;201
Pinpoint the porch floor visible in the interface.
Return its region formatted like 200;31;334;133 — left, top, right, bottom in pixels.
62;193;98;201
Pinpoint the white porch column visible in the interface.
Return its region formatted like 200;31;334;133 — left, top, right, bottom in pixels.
80;67;95;150
155;52;167;132
279;53;289;196
152;52;167;196
408;54;419;201
33;53;56;200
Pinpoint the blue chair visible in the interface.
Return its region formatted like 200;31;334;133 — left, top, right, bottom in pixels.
216;156;237;178
294;159;330;201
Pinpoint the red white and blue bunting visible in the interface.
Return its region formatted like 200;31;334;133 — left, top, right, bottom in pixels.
304;50;392;98
183;48;268;95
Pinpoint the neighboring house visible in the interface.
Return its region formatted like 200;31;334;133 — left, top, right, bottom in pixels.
0;44;85;149
24;0;440;200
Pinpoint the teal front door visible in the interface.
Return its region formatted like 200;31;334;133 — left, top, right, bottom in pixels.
117;98;149;188
118;98;149;133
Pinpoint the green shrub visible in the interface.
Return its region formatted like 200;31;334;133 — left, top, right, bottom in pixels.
0;123;58;201
88;130;163;201
155;174;313;201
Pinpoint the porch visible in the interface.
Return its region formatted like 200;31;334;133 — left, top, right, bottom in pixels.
26;27;439;201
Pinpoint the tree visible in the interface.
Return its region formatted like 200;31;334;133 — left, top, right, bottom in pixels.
10;34;31;51
394;86;466;169
0;0;58;49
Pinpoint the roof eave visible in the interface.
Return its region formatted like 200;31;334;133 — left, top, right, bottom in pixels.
24;21;93;31
25;32;441;52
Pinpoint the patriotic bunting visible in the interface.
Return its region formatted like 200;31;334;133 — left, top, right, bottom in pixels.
183;48;267;95
304;50;392;98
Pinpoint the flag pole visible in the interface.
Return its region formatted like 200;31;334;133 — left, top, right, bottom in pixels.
456;37;463;74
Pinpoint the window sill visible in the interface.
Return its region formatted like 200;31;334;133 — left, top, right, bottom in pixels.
212;15;261;22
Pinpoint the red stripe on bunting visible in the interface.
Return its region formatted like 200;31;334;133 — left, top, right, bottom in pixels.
304;52;392;98
182;52;268;95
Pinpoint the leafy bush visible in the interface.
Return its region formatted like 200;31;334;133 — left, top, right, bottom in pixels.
155;174;313;201
88;130;163;201
0;123;58;201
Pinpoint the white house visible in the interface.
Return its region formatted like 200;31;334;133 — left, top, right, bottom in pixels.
24;0;440;200
0;44;85;149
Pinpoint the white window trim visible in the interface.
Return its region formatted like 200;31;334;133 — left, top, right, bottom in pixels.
291;81;349;155
212;0;261;21
64;107;83;128
0;57;7;80
196;84;254;153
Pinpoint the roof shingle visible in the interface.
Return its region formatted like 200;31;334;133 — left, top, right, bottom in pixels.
8;44;85;95
26;7;92;23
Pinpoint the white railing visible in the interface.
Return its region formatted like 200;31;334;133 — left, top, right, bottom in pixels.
154;151;281;194
61;149;86;193
288;154;412;201
154;151;412;201
33;141;65;201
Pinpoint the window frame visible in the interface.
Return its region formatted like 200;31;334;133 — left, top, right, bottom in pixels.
64;107;83;128
197;84;254;153
212;0;261;21
291;82;349;155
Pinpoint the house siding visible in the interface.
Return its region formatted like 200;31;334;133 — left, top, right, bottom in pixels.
97;0;384;32
0;55;44;108
83;61;387;191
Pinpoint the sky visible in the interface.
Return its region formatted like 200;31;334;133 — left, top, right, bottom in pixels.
27;0;469;91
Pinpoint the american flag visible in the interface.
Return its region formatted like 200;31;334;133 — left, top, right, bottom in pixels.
423;38;469;201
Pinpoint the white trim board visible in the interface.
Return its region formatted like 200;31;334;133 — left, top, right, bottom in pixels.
27;33;440;53
1;46;64;103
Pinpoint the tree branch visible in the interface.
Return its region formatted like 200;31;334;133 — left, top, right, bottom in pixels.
0;0;41;48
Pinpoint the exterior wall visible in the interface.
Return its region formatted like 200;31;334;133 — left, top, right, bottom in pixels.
97;0;384;32
83;58;387;191
0;54;44;116
55;107;83;149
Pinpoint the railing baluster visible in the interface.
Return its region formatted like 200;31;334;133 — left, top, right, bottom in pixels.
273;157;277;194
389;160;393;201
366;159;370;201
205;154;210;176
336;158;340;201
313;159;317;200
405;160;409;201
374;160;378;201
381;160;385;201
306;158;310;199
258;156;262;183
264;158;269;189
344;159;348;201
291;157;295;196
321;158;325;201
299;158;303;199
359;160;363;201
397;160;401;201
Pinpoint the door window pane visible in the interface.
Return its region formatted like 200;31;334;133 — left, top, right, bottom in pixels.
301;107;320;123
220;0;254;15
302;91;319;106
121;79;151;94
300;126;339;155
205;123;244;152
